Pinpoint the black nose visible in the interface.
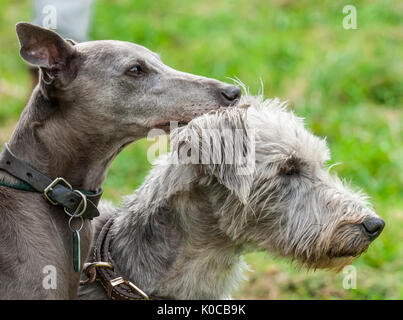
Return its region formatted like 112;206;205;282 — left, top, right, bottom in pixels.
361;217;385;240
221;86;241;105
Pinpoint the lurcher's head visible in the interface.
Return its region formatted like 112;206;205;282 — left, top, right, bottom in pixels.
171;95;384;270
15;22;240;140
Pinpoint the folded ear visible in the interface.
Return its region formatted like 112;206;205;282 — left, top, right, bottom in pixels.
16;22;77;86
172;108;255;204
66;39;78;46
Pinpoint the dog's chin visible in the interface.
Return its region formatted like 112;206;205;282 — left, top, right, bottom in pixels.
326;242;370;260
307;248;368;271
292;247;368;271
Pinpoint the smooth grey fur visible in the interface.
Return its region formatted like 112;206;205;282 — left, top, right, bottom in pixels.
79;94;384;300
0;22;240;299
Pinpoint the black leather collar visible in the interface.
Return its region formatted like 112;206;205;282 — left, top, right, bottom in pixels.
0;143;102;219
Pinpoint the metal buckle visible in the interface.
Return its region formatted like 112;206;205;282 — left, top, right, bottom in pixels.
43;177;72;205
64;190;88;217
80;262;114;286
108;276;150;300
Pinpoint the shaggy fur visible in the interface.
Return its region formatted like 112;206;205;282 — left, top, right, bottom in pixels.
80;95;384;300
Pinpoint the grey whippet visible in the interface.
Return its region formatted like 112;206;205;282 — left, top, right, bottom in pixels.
0;22;240;299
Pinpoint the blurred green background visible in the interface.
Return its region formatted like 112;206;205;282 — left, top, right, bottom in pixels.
0;0;402;299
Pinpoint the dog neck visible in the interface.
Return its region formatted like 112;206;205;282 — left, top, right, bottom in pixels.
2;86;135;191
109;164;248;299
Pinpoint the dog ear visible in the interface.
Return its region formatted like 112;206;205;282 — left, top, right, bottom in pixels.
172;108;255;204
66;39;78;46
15;22;77;86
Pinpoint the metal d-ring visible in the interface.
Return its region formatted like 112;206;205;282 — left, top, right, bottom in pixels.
68;214;84;233
64;190;88;218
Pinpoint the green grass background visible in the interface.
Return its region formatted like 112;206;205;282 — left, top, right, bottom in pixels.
0;0;402;299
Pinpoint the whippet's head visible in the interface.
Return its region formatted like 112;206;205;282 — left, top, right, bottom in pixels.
16;22;241;140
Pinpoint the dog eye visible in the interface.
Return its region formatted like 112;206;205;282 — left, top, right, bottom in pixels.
279;157;302;176
280;167;300;176
126;65;144;76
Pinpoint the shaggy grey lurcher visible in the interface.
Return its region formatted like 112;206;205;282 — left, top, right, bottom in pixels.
79;95;385;300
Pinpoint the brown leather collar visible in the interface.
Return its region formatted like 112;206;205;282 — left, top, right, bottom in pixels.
81;218;156;300
0;143;102;219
